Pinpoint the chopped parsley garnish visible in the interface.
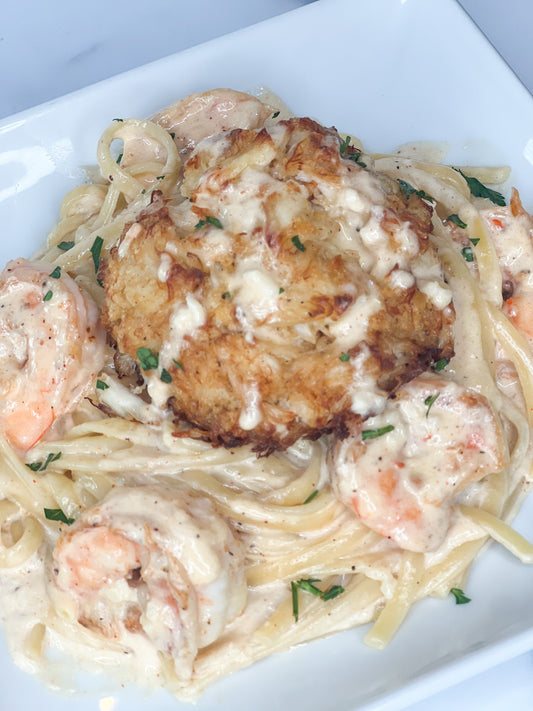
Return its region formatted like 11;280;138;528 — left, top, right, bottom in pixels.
136;347;159;371
469;237;480;246
26;452;62;472
57;241;75;251
291;581;300;622
461;246;474;262
291;578;346;622
424;392;440;416
279;287;285;294
361;425;395;441
49;266;61;279
450;587;471;604
44;508;75;525
206;215;223;229
170;132;175;139
43;290;53;301
160;368;172;383
454;168;506;206
303;489;319;504
291;235;306;252
272;110;280;118
339;352;350;362
339;135;366;167
434;357;449;372
222;291;231;299
398;179;435;203
173;359;184;371
112;118;124;122
96;379;109;390
320;585;345;601
116;153;123;165
446;213;467;229
195;216;223;230
156;175;165;180
339;135;351;155
90;236;104;274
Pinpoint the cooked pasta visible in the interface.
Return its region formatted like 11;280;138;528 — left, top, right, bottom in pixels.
0;87;532;702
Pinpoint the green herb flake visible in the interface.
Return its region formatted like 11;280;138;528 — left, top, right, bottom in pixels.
136;347;159;371
96;379;109;390
116;153;123;165
170;132;176;139
195;219;206;230
450;587;471;605
339;136;366;167
57;241;75;251
291;235;306;252
295;578;323;597
339;352;350;362
424;392;440;417
156;175;165;180
303;489;319;504
361;424;395;441
455;168;506;206
470;237;480;246
141;189;147;194
90;236;104;274
26;452;62;473
461;246;474;262
42;452;61;470
44;508;75;525
43;290;53;302
206;215;223;229
434;357;449;372
222;291;231;299
291;581;299;622
279;287;285;294
173;359;184;371
339;135;351;155
160;368;172;383
321;584;345;601
398;179;435;203
49;266;61;279
272;111;280;118
446;213;467;229
291;578;346;621
112;118;124;122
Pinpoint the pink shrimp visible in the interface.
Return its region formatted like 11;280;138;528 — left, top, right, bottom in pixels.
51;485;247;681
0;258;105;452
151;88;274;156
329;374;505;552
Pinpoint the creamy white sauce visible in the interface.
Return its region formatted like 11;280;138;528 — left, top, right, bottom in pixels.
327;293;382;350
233;267;279;323
118;223;142;259
165;294;206;359
417;279;453;309
238;383;263;430
157;252;173;282
388;269;415;290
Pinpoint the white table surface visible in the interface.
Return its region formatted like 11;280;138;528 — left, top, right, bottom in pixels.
1;1;533;709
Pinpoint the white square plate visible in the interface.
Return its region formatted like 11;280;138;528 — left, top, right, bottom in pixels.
1;0;533;709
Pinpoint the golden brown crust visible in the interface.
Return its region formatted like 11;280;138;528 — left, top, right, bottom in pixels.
100;118;454;451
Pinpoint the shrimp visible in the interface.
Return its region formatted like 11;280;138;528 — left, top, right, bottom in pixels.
482;189;533;347
151;88;274;156
50;485;247;681
0;258;105;453
329;374;505;552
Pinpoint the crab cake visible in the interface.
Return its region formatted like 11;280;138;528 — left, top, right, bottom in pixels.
101;116;454;453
